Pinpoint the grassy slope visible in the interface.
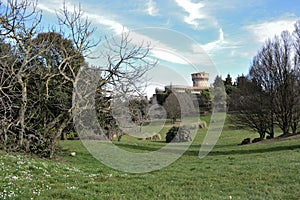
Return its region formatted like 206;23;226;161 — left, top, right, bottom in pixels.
1;115;300;200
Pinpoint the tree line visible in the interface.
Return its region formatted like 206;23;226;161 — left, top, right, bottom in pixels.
0;0;154;157
138;19;300;141
229;22;300;140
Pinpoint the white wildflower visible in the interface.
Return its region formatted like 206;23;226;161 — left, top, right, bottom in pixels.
67;186;78;190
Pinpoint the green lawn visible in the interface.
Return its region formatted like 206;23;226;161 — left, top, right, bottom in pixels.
1;115;300;199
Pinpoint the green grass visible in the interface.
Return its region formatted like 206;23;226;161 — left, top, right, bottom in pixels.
1;115;300;199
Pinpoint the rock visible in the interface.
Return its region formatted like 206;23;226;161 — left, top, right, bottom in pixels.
166;126;192;143
240;138;250;145
152;133;162;141
70;152;76;157
199;121;207;129
145;133;162;141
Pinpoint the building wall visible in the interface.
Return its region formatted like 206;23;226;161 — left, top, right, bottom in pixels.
191;72;209;90
153;72;209;100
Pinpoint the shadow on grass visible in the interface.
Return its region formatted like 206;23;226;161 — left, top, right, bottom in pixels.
115;142;163;152
204;144;300;156
114;142;300;157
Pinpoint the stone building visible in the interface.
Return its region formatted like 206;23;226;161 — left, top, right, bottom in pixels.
163;72;209;94
150;72;209;104
191;72;209;90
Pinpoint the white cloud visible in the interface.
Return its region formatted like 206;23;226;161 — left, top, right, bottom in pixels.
37;1;127;35
146;0;159;16
219;28;224;41
121;30;190;64
151;49;189;65
245;18;299;43
200;28;241;58
37;1;211;68
84;13;128;35
37;1;184;65
230;50;253;58
37;3;56;14
201;28;225;54
174;0;206;27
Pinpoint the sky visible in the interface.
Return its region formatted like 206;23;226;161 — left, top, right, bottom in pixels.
36;0;300;96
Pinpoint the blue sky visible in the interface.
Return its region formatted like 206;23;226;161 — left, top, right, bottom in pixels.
37;0;300;96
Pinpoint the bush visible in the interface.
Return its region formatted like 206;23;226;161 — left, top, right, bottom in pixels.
66;131;79;140
166;126;192;143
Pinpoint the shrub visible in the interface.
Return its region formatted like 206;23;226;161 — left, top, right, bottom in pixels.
66;131;79;140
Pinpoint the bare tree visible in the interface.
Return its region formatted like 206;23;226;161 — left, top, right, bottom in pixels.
0;0;95;157
229;77;273;139
291;21;300;133
95;32;156;140
294;21;300;60
249;39;276;138
0;0;43;149
128;97;149;128
163;93;181;124
0;0;156;157
243;29;299;137
0;39;19;150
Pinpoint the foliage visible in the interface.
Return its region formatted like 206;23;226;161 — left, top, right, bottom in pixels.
250;31;299;135
211;76;227;112
66;131;79;140
224;74;233;86
196;89;212;113
213;75;224;88
128;97;149;125
0;0;91;157
163;93;181;123
0;0;155;157
155;92;170;105
229;77;273;139
229;21;300;138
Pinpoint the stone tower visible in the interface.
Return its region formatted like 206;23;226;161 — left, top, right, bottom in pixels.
191;72;209;90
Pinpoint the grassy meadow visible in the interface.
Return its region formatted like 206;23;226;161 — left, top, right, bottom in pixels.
1;115;300;199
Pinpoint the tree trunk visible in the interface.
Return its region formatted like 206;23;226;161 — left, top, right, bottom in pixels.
269;130;274;139
259;132;265;140
282;123;290;135
172;117;176;124
291;122;298;134
61;132;66;140
118;135;122;142
18;79;27;148
0;125;8;150
269;117;275;138
49;116;70;158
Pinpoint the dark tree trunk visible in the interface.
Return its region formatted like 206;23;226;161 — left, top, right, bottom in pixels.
61;132;66;140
